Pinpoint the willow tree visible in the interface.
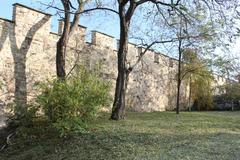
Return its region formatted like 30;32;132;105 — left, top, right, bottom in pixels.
161;0;238;114
181;50;214;111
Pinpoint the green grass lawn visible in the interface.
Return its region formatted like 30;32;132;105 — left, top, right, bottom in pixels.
1;111;240;160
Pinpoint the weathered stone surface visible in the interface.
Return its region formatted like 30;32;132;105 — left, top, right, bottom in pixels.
0;3;223;118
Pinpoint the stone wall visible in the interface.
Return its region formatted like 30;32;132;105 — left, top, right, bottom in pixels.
0;3;192;113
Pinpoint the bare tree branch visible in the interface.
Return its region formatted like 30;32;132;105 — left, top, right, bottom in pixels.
40;2;118;15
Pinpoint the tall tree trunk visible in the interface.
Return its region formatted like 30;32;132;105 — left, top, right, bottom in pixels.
176;39;182;114
56;0;71;79
188;76;192;111
56;36;68;78
110;0;137;120
111;69;129;120
111;9;130;120
111;27;129;120
176;76;181;114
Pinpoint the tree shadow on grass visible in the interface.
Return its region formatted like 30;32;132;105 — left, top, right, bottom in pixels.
1;127;240;160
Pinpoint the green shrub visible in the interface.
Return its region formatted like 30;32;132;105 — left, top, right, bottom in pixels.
6;103;39;128
37;66;112;136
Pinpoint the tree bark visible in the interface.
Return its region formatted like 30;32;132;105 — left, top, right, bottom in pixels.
111;24;129;120
56;36;68;78
176;74;181;114
176;15;184;114
111;3;132;120
56;1;71;79
56;0;84;79
176;38;182;114
188;76;192;111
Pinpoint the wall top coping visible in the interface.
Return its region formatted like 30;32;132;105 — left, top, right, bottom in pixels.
13;3;52;16
6;3;179;64
92;30;115;38
58;18;87;29
138;47;179;62
116;39;137;47
168;56;178;62
154;52;179;62
50;32;60;36
78;24;87;29
0;17;14;23
128;42;138;46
